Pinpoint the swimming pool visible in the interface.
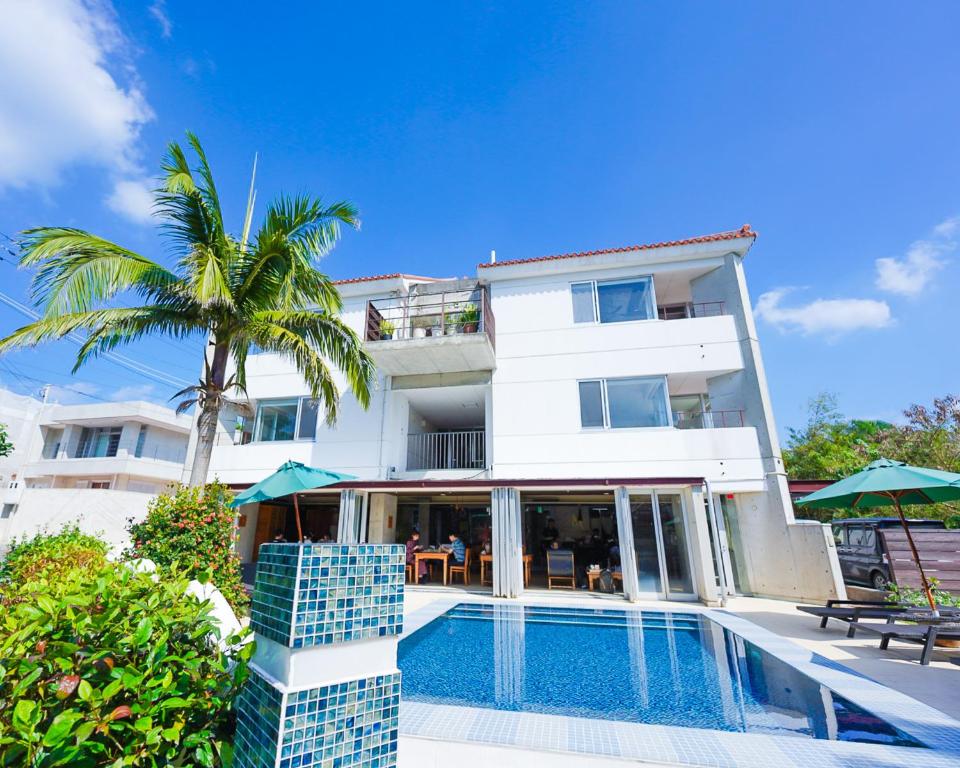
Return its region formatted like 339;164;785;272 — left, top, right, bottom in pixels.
398;603;924;748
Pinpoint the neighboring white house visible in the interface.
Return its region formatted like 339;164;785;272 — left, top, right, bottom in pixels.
0;398;191;553
191;225;845;603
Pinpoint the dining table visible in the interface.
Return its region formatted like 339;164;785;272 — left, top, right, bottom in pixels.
415;550;451;585
480;553;533;586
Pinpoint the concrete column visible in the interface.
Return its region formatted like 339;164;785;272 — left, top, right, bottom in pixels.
686;486;721;605
366;493;398;543
491;487;523;598
614;487;641;602
234;543;404;768
117;422;141;458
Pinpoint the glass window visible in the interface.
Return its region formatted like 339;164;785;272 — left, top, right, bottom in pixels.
597;277;654;323
254;397;319;441
76;427;122;458
134;425;147;458
832;525;846;546
571;282;597;323
298;399;319;440
657;493;694;595
607;377;669;428
255;400;298;441
630;494;663;594
578;381;605;428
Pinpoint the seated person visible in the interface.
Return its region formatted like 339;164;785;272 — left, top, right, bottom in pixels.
441;532;466;564
272;530;286;543
406;531;428;581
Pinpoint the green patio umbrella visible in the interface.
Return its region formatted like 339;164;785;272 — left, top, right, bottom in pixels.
796;457;960;614
230;460;356;543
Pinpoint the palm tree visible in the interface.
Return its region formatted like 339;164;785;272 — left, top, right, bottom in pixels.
0;133;375;486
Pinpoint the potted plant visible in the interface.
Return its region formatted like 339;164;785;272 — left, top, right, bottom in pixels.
380;318;396;340
459;303;480;333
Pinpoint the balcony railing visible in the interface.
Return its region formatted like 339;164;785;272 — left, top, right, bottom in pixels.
657;301;726;320
407;430;486;471
365;286;495;351
672;409;744;429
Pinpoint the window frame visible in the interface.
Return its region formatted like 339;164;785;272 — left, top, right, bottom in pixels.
252;397;319;443
570;275;658;326
577;375;673;430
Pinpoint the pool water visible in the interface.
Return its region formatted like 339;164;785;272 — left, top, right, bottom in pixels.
398;604;925;747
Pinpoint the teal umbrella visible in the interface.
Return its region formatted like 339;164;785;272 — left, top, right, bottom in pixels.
796;458;960;614
230;460;356;543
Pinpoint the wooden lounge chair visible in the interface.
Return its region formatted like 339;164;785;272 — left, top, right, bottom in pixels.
797;599;909;637
846;619;960;665
546;550;576;589
449;548;471;586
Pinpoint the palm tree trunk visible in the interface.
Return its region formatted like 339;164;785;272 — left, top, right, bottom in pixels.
188;341;229;487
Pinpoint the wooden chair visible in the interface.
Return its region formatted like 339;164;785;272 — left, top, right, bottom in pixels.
405;563;414;583
449;548;471;586
547;550;576;589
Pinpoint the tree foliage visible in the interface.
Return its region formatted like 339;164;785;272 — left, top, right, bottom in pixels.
0;554;251;767
786;392;960;526
0;525;108;585
0;133;375;486
126;482;247;612
0;422;13;458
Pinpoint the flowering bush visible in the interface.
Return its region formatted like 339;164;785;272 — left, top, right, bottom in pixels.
0;524;108;585
0;560;251;767
126;483;247;612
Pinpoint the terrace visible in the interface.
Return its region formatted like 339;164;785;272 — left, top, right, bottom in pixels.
363;282;497;375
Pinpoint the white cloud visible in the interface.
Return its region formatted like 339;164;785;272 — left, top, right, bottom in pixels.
875;216;956;297
0;0;154;216
110;383;155;401
47;380;101;405
105;178;154;223
148;1;172;38
755;288;893;337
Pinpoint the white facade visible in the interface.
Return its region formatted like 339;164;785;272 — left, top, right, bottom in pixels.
0;397;191;554
199;227;844;603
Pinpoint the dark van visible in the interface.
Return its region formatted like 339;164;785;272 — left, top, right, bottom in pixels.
832;517;947;590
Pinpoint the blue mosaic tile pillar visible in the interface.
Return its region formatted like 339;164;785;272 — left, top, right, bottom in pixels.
234;543;405;768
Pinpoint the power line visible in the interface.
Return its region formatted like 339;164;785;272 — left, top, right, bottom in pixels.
0;290;191;389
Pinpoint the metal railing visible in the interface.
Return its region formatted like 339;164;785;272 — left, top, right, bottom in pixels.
407;430;486;470
672;409;744;429
365;286;495;350
657;301;726;320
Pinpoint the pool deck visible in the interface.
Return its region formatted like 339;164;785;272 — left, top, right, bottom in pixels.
396;587;960;768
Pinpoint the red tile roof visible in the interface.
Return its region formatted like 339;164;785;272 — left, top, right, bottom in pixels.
477;225;757;270
333;272;443;286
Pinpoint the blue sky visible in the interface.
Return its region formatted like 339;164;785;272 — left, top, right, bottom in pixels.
0;2;957;439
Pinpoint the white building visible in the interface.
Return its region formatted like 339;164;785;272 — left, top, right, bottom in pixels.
0;398;191;553
199;225;844;603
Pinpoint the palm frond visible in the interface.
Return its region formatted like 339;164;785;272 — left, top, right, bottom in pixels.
234;195;358;310
248;309;374;412
18;228;180;315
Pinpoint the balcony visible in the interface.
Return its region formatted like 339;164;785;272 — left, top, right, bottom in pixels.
672;409;744;429
657;301;725;320
407;429;486;471
363;284;496;375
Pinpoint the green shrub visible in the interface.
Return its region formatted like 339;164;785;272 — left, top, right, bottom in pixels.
0;561;252;767
126;482;247;612
886;577;960;608
0;525;108;585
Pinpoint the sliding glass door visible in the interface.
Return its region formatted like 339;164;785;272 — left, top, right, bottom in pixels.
627;490;697;599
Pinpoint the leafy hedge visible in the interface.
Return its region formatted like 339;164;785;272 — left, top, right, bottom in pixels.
127;483;247;612
0;560;252;767
0;525;108;585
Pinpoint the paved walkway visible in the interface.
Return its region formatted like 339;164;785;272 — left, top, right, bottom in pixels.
724;594;960;720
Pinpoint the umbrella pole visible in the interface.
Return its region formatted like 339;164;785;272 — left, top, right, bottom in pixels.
293;493;304;544
891;493;937;615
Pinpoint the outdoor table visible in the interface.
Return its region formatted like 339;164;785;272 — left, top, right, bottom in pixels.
479;553;533;586
587;568;623;591
415;551;451;585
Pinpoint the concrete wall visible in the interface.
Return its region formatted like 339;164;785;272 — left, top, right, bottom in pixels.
0;487;155;556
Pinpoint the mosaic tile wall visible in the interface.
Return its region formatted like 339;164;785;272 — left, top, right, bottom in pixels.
250;544;405;648
234;672;401;768
233;670;284;768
